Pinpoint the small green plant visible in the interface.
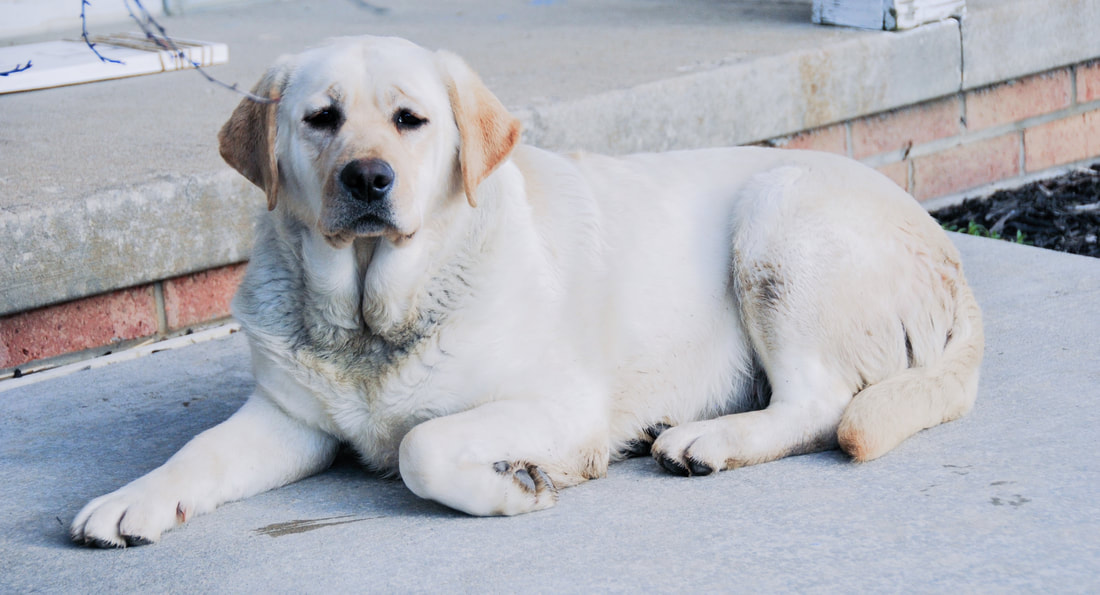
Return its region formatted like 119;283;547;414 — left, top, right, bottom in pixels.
942;220;1030;244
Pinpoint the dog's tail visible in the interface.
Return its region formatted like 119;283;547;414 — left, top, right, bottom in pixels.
837;283;984;462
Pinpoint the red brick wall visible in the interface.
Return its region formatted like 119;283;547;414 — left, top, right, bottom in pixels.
0;287;158;369
162;265;248;332
767;59;1100;201
1;264;245;371
4;59;1100;374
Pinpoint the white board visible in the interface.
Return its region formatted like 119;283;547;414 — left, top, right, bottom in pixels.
812;0;966;30
0;33;228;95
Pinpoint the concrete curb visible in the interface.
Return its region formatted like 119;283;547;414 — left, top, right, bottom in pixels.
518;20;960;154
962;0;1100;89
1;172;258;317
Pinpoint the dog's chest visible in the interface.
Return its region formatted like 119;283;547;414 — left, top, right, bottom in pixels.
295;328;467;470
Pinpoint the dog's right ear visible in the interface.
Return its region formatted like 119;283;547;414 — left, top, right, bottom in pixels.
218;63;288;211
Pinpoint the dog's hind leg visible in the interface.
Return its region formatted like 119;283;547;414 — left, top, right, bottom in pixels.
650;348;852;475
398;398;608;516
651;205;858;475
838;283;983;461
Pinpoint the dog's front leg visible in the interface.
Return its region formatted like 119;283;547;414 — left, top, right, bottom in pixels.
398;399;608;516
71;393;338;547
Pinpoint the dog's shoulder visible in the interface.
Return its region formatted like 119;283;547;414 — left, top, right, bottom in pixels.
506;145;604;260
232;215;308;348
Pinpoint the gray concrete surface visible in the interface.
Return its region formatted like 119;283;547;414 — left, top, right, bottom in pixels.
962;0;1100;90
3;0;1099;316
1;233;1098;592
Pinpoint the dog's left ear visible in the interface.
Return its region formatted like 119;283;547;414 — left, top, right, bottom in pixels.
437;51;521;208
218;62;288;211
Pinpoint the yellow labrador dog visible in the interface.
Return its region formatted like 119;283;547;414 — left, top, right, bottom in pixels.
72;36;983;547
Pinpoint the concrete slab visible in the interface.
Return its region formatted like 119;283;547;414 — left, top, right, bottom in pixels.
963;0;1100;89
0;0;877;215
0;0;164;41
1;234;1097;591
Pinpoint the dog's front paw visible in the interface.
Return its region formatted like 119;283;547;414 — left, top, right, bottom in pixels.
491;460;558;511
71;482;186;548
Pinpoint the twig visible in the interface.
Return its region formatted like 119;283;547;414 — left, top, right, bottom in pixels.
0;61;32;76
990;209;1016;235
122;0;275;103
81;0;124;64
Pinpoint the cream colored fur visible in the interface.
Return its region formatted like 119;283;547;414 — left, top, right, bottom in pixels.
71;36;982;548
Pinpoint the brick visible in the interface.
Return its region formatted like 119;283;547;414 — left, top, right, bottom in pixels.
0;286;157;369
965;69;1072;131
852;97;961;159
163;263;247;331
772;124;848;155
911;133;1020;201
1075;60;1100;103
1024;109;1100;172
875;160;909;191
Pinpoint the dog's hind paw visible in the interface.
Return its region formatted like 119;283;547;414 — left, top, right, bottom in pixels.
655;451;714;476
650;420;726;477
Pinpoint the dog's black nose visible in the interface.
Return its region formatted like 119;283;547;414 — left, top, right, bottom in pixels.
340;158;395;203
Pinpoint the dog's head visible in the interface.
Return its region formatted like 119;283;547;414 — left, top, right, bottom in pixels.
219;36;521;247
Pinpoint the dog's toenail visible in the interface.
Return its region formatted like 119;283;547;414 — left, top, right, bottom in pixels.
656;454;690;476
688;459;714;476
88;537;124;549
492;460;510;474
123;534;153;547
621;439;652;457
532;465;556;492
645;423;671;440
514;468;536;492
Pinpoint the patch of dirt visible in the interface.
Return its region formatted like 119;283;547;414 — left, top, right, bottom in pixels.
931;164;1100;258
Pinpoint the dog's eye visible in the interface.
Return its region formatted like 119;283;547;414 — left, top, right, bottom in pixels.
304;106;343;130
394;109;427;131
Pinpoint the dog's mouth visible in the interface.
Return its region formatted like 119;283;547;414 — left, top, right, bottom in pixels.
352;213;396;235
322;211;416;247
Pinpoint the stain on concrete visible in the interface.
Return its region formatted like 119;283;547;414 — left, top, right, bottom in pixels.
943;464;972;475
990;495;1031;507
254;514;382;538
798;51;835;128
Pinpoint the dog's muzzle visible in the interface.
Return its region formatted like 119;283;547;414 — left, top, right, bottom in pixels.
325;158;405;240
